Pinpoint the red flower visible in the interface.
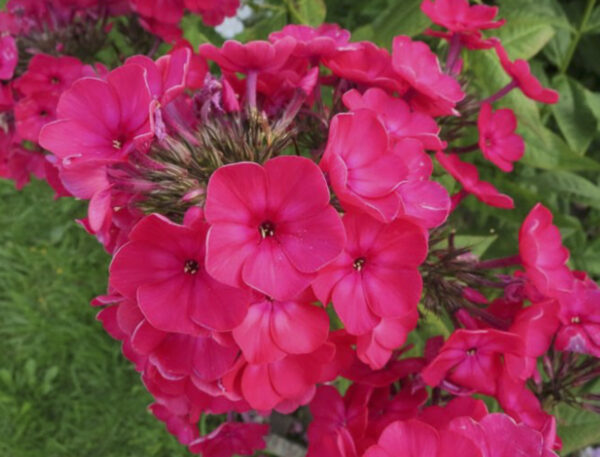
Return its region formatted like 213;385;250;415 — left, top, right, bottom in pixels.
109;213;249;334
14;54;91;97
14;92;59;142
313;211;427;336
495;43;559;104
184;0;240;27
205;156;345;301
478;102;524;172
392;36;464;116
435;151;514;209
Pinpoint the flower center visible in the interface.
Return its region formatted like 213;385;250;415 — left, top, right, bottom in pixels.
50;76;60;85
259;221;275;239
571;316;581;324
467;348;477;356
353;257;366;271
183;259;199;275
112;139;123;150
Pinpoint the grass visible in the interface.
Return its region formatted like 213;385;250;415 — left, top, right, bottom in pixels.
0;179;188;457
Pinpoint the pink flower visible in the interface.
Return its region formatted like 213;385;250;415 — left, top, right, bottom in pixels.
199;38;296;74
232;291;330;364
321;110;408;221
392;36;464;116
223;343;336;411
555;279;600;357
363;419;481;457
188;422;269;457
356;313;419;369
204;155;345;301
184;0;240;27
307;384;372;457
14;92;58;142
269;24;351;59
109;213;249;334
39;64;156;199
130;0;184;42
0;35;17;80
435;151;514;209
342;88;444;150
313;211;427;336
14;54;91;96
519;203;574;296
478;102;524;172
124;47;194;106
495;43;559;104
421;329;524;395
322;42;406;93
422;0;505;34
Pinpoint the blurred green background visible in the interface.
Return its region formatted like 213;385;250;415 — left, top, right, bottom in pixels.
2;0;600;456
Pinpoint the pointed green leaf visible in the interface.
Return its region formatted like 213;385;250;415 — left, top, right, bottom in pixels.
286;0;327;26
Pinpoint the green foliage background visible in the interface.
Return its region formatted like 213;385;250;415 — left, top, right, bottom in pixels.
1;0;600;455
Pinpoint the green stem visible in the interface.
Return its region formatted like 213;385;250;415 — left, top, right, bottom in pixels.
560;0;598;74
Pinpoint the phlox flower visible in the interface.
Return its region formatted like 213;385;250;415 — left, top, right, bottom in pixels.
39;64;156;199
435;151;514;209
269;24;351;59
130;0;184;42
478;102;524;172
321;110;408;222
322;41;406;93
109;212;249;334
421;328;524;395
0;35;17;80
184;0;240;27
14;54;92;96
495;42;559;104
392;35;464;116
519;203;574;296
188;422;269;457
313;211;427;336
14;92;58;142
422;0;505;35
232;289;330;364
204;155;345;301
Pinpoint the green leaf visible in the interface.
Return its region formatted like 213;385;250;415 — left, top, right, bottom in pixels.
532;170;600;208
552;75;598;154
453;235;498;258
495;0;558;59
518;121;600;172
360;0;431;47
286;0;327;26
555;403;600;455
583;5;600;33
236;7;287;41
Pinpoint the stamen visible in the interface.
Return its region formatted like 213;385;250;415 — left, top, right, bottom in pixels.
112;139;123;150
183;259;199;275
259;221;275;239
353;257;366;271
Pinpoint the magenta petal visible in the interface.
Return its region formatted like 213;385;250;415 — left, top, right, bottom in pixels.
241;364;281;411
205;161;267;225
131;320;167;355
332;273;379;335
265;155;330;221
277;206;345;273
379;420;440;457
106;64;154;132
363;266;422;318
109;243;181;298
242;238;315;301
270;301;330;355
137;276;203;334
188;272;249;331
233;300;286;364
39;119;115;161
205;223;259;288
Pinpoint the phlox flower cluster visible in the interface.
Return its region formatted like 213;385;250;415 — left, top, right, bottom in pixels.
1;0;598;456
